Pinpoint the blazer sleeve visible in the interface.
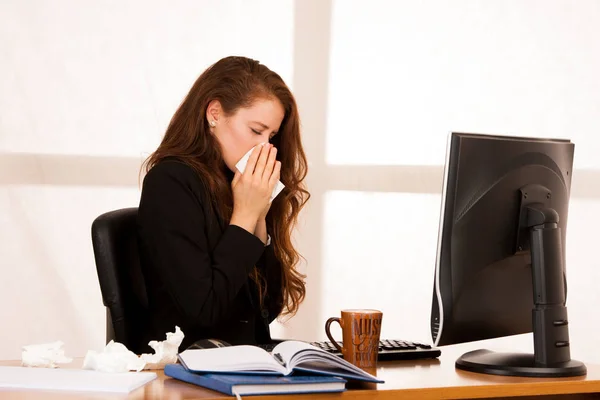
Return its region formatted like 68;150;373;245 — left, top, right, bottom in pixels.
256;244;285;324
137;161;266;327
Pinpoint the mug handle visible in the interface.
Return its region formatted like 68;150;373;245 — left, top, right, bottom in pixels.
325;317;344;353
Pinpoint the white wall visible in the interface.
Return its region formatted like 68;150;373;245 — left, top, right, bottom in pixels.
1;0;599;365
0;0;295;359
317;0;600;362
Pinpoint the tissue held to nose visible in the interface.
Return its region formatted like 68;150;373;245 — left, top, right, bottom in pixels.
82;326;185;373
235;145;285;202
21;341;73;368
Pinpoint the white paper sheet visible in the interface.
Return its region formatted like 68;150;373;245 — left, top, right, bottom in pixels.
0;366;157;393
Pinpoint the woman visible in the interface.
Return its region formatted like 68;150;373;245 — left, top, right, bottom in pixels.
137;56;309;350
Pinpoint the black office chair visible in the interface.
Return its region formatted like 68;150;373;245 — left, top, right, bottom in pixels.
91;207;150;354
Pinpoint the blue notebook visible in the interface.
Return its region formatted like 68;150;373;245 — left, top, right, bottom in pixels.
164;364;346;396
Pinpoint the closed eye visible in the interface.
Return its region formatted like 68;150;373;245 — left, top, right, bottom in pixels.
251;128;262;135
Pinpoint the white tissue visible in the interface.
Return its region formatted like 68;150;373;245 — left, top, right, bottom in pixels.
82;341;146;373
236;144;285;202
21;341;73;368
140;326;185;370
82;326;184;373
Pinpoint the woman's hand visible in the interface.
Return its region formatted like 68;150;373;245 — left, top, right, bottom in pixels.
255;199;274;245
230;143;281;234
258;200;272;221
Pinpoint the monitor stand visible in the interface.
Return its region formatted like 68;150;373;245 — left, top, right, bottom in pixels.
456;185;586;377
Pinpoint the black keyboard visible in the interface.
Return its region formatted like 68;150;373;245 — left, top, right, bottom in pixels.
309;339;441;361
258;339;441;361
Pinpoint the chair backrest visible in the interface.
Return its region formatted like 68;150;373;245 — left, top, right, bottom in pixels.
91;207;149;354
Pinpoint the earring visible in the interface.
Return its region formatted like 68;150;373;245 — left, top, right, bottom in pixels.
209;120;216;127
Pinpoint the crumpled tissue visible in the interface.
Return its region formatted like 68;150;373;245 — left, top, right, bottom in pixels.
21;341;73;368
236;144;285;202
140;326;185;369
82;326;184;373
83;340;146;373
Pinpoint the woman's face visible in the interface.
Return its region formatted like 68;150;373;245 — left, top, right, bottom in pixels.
208;98;284;172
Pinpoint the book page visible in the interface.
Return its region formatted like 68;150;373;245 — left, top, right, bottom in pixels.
272;341;381;382
272;341;332;374
178;345;285;374
272;341;321;363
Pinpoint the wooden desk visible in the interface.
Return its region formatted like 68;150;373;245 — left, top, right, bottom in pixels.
1;344;600;399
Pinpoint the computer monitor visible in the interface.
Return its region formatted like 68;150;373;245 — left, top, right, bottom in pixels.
430;132;586;377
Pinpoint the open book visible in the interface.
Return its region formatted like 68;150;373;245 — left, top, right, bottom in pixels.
177;340;383;383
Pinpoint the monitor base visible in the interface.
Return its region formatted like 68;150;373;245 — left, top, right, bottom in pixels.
456;349;587;377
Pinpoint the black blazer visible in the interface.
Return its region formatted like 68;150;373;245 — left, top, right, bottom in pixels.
137;159;284;350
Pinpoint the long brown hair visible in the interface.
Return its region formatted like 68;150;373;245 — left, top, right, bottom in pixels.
142;56;309;317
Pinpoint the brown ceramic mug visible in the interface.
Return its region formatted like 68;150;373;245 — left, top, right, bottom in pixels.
325;309;383;370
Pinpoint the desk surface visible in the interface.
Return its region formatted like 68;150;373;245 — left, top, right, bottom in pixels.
1;344;600;400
